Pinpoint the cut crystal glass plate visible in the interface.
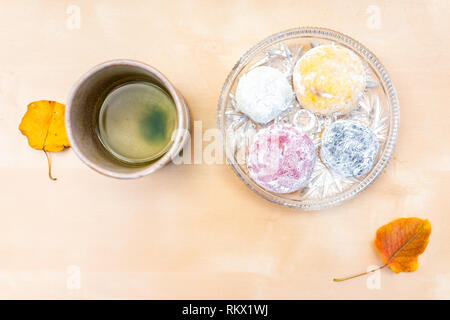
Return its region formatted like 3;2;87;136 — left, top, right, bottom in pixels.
217;27;400;210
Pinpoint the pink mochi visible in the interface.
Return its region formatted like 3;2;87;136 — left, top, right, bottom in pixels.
247;123;316;194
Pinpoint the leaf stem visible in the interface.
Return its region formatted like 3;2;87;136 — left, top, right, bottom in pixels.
333;264;387;282
44;150;57;181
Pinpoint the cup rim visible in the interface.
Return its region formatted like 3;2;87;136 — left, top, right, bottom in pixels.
66;59;189;179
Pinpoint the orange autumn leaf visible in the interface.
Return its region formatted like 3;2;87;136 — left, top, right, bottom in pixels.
19;100;70;180
334;217;431;282
375;218;431;273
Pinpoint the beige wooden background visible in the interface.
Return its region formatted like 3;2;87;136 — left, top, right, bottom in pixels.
0;0;449;299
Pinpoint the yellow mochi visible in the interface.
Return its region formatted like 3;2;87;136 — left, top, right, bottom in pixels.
293;44;366;115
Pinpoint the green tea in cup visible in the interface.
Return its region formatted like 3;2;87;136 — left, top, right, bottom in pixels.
96;80;178;164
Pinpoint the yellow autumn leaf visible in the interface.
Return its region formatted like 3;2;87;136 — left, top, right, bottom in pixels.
333;217;431;282
19;100;70;180
375;218;431;273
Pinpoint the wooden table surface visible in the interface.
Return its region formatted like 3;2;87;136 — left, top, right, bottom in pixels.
0;0;449;299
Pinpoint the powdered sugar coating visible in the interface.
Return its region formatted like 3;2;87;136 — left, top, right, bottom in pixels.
247;123;316;193
235;66;294;124
321;120;379;178
293;44;366;115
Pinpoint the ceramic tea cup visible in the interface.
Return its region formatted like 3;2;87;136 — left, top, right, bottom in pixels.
66;60;190;179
